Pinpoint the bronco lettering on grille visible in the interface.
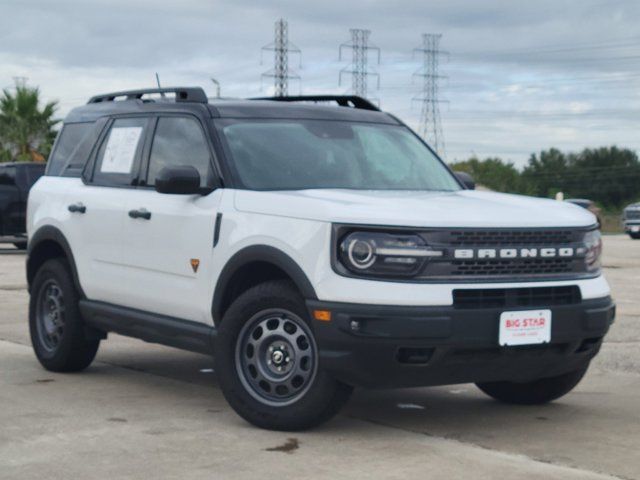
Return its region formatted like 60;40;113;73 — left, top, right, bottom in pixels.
453;247;575;259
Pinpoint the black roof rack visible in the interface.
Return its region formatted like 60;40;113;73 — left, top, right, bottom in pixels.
250;95;380;112
88;87;208;104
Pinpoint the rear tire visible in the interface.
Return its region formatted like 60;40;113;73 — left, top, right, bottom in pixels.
476;366;589;405
29;258;100;372
215;280;352;431
13;241;27;250
629;233;640;240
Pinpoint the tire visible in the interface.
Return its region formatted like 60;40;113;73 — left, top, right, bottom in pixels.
629;233;640;240
215;280;353;431
13;241;27;250
476;366;589;405
29;258;100;372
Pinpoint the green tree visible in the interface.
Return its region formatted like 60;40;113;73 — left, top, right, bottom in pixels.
0;85;58;162
521;146;640;208
449;157;523;193
521;148;569;197
566;147;640;208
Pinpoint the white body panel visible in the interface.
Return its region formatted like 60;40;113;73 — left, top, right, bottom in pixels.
119;188;222;322
29;178;131;302
28;180;610;326
233;189;597;228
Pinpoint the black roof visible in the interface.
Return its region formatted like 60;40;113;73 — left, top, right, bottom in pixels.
63;88;399;125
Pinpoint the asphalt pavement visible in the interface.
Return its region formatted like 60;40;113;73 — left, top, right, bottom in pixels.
0;235;638;479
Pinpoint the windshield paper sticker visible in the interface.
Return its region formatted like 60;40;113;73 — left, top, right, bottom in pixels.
100;127;143;174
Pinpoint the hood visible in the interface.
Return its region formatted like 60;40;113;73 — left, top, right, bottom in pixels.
233;189;597;228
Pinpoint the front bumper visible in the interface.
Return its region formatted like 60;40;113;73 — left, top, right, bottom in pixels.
307;296;615;389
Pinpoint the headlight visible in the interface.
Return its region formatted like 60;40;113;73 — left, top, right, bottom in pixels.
338;232;442;277
583;229;602;272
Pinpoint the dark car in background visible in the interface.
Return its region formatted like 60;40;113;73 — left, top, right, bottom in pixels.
565;199;602;227
623;202;640;239
0;162;46;249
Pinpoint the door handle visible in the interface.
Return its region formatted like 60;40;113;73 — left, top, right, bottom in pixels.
128;208;151;220
68;203;86;214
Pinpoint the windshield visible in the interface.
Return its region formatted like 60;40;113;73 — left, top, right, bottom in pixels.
216;119;461;191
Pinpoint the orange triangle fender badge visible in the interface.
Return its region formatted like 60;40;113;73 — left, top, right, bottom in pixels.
190;259;200;273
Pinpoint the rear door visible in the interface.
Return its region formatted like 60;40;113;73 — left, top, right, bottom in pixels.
67;116;151;303
121;115;221;323
13;164;46;234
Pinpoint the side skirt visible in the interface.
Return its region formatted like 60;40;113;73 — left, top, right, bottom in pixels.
79;300;216;356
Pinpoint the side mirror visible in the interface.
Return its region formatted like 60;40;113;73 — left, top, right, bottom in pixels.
454;171;476;190
155;166;202;195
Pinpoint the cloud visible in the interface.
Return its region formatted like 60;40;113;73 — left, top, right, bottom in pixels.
1;0;639;166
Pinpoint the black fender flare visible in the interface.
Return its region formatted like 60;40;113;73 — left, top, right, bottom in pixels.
212;245;317;323
27;225;84;297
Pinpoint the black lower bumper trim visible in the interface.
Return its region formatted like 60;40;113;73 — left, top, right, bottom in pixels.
306;296;615;389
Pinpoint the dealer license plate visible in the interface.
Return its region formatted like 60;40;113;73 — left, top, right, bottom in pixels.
499;310;551;346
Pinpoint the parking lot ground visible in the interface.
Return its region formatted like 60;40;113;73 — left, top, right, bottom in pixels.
0;235;639;480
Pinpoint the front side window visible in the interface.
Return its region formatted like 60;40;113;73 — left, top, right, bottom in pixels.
145;117;213;188
217;119;460;191
92;117;149;187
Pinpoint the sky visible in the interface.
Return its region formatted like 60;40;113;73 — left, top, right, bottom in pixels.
1;0;639;167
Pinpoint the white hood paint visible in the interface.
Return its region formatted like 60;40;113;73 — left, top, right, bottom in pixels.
234;189;597;228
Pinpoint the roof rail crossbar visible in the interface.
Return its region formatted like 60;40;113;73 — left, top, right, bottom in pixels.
88;87;208;104
250;95;380;111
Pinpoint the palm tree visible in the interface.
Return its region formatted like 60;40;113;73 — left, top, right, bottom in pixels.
0;84;58;162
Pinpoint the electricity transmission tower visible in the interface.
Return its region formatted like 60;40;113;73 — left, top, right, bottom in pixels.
413;34;448;156
261;18;301;96
339;29;380;99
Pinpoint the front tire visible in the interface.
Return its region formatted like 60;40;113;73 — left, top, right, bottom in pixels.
476;366;589;405
29;258;100;372
629;232;640;240
13;241;27;250
215;280;352;431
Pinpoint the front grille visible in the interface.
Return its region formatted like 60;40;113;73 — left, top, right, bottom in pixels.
453;286;581;309
417;227;592;281
451;258;574;276
447;229;575;246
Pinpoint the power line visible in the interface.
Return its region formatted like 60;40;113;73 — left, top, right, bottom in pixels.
261;18;301;97
455;36;640;57
413;33;448;157
339;28;380;100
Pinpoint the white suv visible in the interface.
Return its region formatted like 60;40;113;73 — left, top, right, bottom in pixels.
26;88;615;430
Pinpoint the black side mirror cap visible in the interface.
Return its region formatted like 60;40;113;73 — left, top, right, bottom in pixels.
454;171;476;190
155;166;202;195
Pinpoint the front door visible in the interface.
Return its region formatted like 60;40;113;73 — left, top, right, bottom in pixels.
120;115;221;323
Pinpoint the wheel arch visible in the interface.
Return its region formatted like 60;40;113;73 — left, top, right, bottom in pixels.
27;226;84;297
212;245;317;325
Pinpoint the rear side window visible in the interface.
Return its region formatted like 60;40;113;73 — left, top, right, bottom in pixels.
0;166;17;186
47;123;93;176
16;165;46;190
91;117;149;187
145;116;213;188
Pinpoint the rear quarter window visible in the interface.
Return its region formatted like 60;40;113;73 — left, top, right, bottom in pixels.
47;122;94;177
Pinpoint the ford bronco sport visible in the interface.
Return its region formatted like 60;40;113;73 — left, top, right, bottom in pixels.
27;87;615;430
